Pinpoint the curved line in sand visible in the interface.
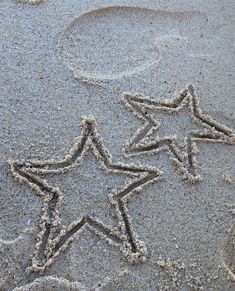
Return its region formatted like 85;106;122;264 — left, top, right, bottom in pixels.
70;58;162;81
0;235;23;245
0;228;34;245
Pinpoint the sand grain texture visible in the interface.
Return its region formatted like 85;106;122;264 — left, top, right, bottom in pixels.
0;0;235;290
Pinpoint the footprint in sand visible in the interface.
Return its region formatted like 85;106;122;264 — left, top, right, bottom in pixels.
56;6;204;80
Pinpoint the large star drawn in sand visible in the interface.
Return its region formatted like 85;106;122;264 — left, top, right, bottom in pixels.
121;85;235;181
10;118;161;272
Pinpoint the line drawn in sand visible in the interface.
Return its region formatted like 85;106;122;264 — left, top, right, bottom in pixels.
17;0;44;4
12;276;86;291
10;117;161;272
56;6;204;81
120;85;235;182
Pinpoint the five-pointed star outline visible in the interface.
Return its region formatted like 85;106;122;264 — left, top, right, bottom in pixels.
120;85;235;181
10;117;161;272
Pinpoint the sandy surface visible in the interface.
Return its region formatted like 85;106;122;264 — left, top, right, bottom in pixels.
0;0;234;290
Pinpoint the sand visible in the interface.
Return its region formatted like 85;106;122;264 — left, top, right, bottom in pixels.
0;0;234;290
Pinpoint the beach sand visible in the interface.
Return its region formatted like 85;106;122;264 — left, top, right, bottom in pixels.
0;0;234;290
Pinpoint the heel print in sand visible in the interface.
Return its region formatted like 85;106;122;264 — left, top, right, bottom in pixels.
120;85;235;181
10;117;161;272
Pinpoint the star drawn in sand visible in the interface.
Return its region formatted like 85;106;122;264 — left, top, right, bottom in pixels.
10;117;161;272
121;85;235;181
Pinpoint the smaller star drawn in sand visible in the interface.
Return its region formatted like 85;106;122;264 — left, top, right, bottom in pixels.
10;117;161;273
120;85;235;182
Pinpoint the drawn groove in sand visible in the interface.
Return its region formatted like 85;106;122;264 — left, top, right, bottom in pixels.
121;85;235;182
17;0;44;4
10;117;161;272
12;276;86;291
56;6;200;80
